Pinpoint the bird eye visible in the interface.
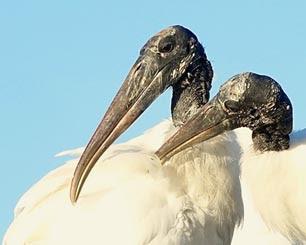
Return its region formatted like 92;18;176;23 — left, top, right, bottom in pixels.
158;37;175;53
224;100;240;112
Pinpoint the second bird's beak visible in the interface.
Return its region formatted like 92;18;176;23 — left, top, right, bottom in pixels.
156;96;238;164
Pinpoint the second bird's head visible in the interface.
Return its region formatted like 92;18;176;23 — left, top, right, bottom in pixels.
156;72;293;163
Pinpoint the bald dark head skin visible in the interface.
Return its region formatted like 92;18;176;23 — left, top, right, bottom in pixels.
171;54;212;126
218;72;292;152
70;25;213;203
156;72;293;163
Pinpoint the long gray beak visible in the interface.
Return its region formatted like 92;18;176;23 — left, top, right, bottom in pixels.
70;55;171;203
156;96;237;164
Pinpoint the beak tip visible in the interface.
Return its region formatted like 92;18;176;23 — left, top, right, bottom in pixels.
160;159;166;166
69;180;79;204
70;196;76;204
155;144;174;165
155;152;168;166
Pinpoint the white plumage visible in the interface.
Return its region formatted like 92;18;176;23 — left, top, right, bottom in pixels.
232;179;291;245
5;121;304;244
3;120;243;245
235;127;306;244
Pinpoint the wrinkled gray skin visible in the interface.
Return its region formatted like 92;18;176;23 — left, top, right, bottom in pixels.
70;25;213;203
171;45;212;126
218;72;292;152
156;72;293;162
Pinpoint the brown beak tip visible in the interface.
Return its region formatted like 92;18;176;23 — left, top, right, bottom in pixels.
69;179;79;204
70;199;77;206
70;196;76;204
160;159;167;166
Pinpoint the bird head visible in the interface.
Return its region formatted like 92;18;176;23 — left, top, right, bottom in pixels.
70;25;213;203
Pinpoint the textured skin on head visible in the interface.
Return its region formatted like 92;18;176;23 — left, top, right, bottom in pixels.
219;72;293;152
141;25;214;127
171;57;213;126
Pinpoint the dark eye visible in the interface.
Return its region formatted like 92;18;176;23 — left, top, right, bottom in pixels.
224;100;240;112
158;37;175;53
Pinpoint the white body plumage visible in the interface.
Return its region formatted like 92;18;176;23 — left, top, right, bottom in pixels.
6;120;304;244
235;127;306;244
3;120;243;245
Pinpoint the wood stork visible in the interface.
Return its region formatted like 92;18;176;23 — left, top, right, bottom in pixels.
157;72;306;244
3;26;244;245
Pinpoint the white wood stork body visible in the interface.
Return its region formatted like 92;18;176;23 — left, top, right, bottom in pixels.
4;122;300;245
237;127;306;244
232;175;292;245
3;119;243;245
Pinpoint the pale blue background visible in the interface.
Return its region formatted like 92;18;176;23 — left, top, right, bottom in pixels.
1;0;305;239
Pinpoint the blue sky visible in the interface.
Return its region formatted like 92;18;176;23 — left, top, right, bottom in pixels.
1;0;306;239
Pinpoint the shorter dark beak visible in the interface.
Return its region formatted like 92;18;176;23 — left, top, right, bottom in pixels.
70;55;170;203
156;97;238;163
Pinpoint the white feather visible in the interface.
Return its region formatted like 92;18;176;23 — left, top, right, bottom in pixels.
5;121;305;244
3;119;243;245
232;179;292;245
234;127;306;244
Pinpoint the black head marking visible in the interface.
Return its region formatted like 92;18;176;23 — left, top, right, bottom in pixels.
141;26;214;127
218;72;293;151
171;58;213;126
122;25;212;115
140;25;200;63
146;26;214;126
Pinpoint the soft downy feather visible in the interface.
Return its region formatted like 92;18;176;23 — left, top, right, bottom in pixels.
11;119;175;219
4;119;243;245
235;127;306;244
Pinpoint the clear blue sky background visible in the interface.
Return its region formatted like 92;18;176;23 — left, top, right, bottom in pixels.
1;0;305;239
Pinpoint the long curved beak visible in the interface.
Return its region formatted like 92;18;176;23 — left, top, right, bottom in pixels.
156;96;238;164
70;55;171;203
